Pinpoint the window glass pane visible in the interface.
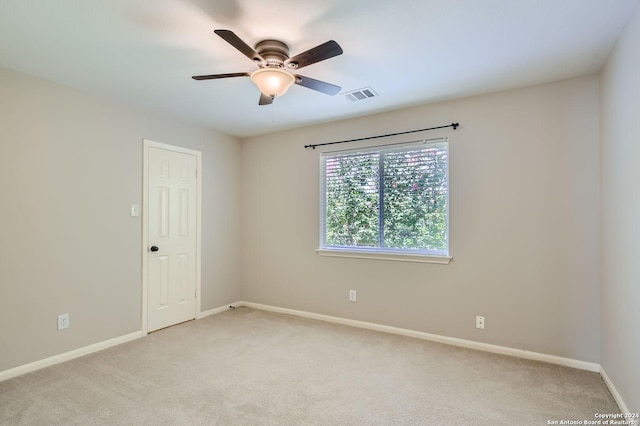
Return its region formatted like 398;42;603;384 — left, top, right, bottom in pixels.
321;139;448;256
383;144;448;252
324;152;380;247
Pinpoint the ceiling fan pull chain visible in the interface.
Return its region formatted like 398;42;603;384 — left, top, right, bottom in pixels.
271;101;276;124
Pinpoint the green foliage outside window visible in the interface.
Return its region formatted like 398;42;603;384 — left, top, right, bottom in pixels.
321;140;448;255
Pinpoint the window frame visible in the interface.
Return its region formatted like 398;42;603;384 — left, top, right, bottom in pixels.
318;138;451;264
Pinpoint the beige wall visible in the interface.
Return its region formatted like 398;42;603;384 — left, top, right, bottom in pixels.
3;22;637;408
0;67;242;371
240;75;601;362
600;1;640;413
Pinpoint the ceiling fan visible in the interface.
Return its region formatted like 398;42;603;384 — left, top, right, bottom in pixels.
192;30;343;105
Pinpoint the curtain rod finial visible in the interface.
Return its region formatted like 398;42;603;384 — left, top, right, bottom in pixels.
452;123;459;130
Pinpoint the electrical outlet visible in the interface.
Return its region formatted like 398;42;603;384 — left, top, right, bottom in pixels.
57;313;70;330
476;315;485;330
349;290;357;302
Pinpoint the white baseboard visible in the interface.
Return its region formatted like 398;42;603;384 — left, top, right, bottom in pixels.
197;302;241;319
0;331;142;382
237;301;601;373
600;367;637;422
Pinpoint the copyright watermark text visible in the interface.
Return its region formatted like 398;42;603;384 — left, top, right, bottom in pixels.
547;413;640;425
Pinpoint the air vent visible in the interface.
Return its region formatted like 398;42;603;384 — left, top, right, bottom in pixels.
344;87;378;102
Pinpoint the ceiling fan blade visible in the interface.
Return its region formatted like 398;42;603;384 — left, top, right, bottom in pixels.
214;29;265;64
259;93;274;105
285;40;343;69
294;75;341;96
192;72;249;80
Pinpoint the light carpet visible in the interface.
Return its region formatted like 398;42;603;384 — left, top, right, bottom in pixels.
0;307;619;425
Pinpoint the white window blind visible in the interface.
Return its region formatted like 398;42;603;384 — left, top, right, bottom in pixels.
320;139;449;256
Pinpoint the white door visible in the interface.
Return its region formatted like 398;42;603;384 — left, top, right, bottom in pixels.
146;144;199;332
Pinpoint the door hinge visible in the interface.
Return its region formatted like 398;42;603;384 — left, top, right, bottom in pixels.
195;288;197;298
195;169;198;178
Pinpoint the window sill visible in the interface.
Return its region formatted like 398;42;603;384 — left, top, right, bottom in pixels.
315;249;452;264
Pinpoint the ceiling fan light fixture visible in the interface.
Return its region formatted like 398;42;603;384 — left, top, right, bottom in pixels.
250;68;295;98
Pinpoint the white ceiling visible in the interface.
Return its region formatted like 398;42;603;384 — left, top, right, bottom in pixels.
0;0;637;138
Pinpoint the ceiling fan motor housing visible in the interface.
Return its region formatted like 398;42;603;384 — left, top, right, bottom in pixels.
255;40;296;69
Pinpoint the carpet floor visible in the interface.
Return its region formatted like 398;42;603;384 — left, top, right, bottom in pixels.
0;307;619;425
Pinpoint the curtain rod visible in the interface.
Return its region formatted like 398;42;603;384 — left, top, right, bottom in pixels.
304;122;459;149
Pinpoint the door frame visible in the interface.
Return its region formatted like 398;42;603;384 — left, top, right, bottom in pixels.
141;139;202;336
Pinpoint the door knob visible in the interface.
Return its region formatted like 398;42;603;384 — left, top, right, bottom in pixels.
150;246;159;252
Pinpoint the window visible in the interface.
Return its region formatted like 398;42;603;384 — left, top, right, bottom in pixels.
319;138;449;261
